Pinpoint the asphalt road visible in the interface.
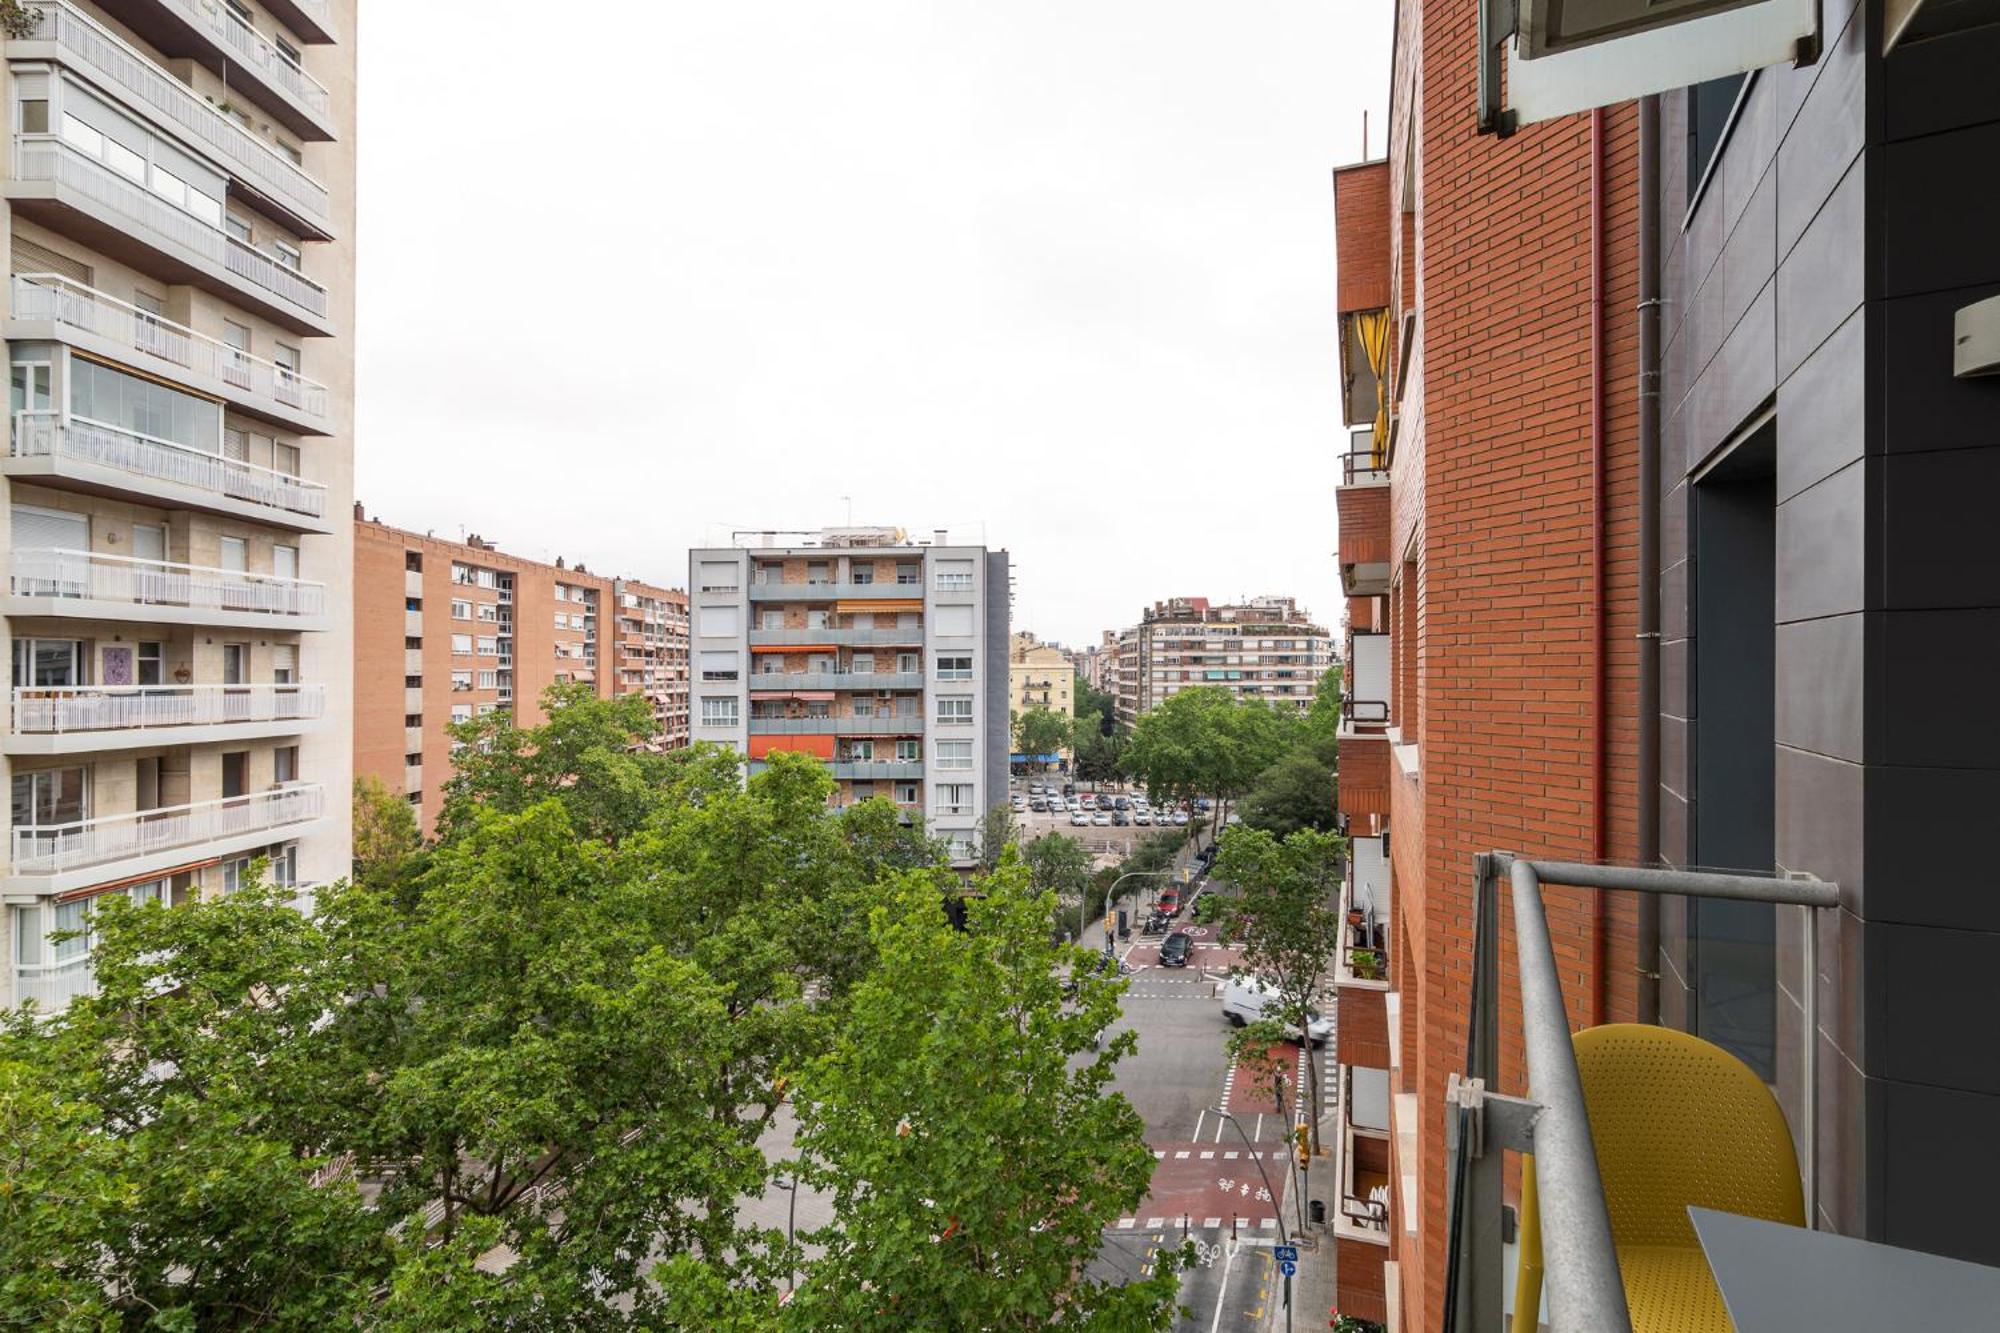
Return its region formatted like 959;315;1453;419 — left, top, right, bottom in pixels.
1085;887;1306;1332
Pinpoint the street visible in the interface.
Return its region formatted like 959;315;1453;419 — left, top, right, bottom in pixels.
1084;883;1322;1332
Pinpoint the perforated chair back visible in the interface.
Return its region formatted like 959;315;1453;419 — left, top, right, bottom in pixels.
1510;1024;1805;1333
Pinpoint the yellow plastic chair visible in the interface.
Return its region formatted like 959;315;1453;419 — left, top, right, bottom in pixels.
1511;1024;1804;1333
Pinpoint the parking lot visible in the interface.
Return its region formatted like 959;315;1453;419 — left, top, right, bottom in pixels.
1006;780;1198;859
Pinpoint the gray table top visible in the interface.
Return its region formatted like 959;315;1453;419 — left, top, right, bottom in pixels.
1689;1206;2000;1332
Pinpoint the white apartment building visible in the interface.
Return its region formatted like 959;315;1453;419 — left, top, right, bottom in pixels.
2;0;354;1010
1114;596;1333;727
688;528;1009;866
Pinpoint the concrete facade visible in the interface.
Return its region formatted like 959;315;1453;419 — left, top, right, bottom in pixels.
1;0;355;1011
1008;630;1073;767
1108;595;1333;729
687;529;1009;867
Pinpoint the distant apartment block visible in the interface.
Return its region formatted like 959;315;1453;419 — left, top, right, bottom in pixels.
1009;631;1074;766
353;512;687;835
1109;596;1332;728
687;528;1009;866
2;0;357;1012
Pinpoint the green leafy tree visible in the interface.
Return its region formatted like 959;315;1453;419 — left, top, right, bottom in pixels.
1125;687;1296;840
1239;750;1339;838
1012;706;1073;765
353;772;421;894
1073;678;1119;739
778;860;1183;1330
1212;825;1347;1151
976;799;1021;871
1023;831;1094;937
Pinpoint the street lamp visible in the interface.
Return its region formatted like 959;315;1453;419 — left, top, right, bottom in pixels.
1087;868;1174;948
1213;1107;1292;1333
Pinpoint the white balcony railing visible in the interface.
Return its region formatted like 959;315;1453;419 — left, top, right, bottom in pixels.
153;0;330;117
10;782;325;876
12;683;325;736
9;547;327;620
12;411;327;519
12;138;329;320
13;276;331;422
14;1;331;228
13;955;96;1009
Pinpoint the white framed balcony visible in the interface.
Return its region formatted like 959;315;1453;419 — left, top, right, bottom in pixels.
10;1;333;236
11;953;97;1010
7;137;332;335
10;276;331;435
7;410;329;532
7;782;325;896
749;716;926;737
7;683;325;755
747;626;926;648
746;670;924;692
7;547;329;631
84;0;334;141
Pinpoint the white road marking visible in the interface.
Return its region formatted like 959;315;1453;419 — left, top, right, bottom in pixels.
1146;1217;1164;1229
1118;1217;1136;1229
1207;1240;1239;1333
1192;1109;1206;1141
1204;1216;1222;1228
1224;1150;1239;1159
1200;1150;1215;1160
1254;1113;1264;1141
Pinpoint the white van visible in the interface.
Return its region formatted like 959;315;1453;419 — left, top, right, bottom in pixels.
1220;976;1332;1046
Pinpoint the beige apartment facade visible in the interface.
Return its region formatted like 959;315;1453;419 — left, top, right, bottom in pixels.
0;0;356;1011
353;514;689;837
1008;630;1073;766
1109;595;1333;727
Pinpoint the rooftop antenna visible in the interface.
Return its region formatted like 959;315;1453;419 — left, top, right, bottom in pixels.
1363;109;1369;158
841;495;853;525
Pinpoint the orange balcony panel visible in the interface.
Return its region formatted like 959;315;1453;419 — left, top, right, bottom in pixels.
747;734;835;760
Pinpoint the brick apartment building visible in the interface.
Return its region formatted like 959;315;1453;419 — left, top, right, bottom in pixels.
611;577;689;748
1107;595;1333;729
1;0;356;1011
353;511;688;835
1328;21;1643;1327
1332;0;2000;1328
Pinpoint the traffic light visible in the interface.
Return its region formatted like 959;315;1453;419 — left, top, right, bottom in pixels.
1295;1123;1311;1168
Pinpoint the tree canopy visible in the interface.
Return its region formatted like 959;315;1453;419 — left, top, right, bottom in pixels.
1123;687;1296;836
2;687;1173;1328
1012;705;1073;761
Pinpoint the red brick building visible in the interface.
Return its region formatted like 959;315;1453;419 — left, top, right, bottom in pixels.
353;509;686;835
1328;7;1644;1324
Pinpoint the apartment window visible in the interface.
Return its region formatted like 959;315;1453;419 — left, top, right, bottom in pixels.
18;98;47;134
897;652;919;674
451;634;472;655
137;641;163;686
850;741;876;761
935;605;975;637
273;544;298;582
274;745;298;785
404;637;422;651
851;566;874;585
806;610;829;629
898;612;920;629
896;739;920;762
450;704;472;723
222;643;249;686
223;0;252;22
896;563;920;585
221;751;248;799
852;613;874;630
937;654;972;681
271;239;303;273
11;638;84;689
555;611;569;630
11;766;87;833
404;714;422;729
934;559;974;591
1687;74;1749;205
477;637;497;656
451;671;472;691
852;654;875;674
405;551;422;572
699;651;739;682
702;605;741;637
452;599;472;620
700;697;739;728
936;741;972;770
451;563;474;585
853;697;876;718
806;701;831;719
274;34;302;67
477;604;498;623
806;562;830;585
937;696;974;726
226;214;254;246
697;561;739;593
937;783;974;816
273;342;301;382
894;781;919;804
478;670;499;690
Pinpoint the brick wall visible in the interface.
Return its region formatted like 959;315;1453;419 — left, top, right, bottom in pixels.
1334;160;1393;313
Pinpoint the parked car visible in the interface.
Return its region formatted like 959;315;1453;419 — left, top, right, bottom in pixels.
1091;812;1111;827
1111;796;1129;811
1160;932;1192;968
1133;811;1153;826
1029;798;1048;812
1196;798;1213;813
1172;811;1190;826
1110;810;1129;827
1069;810;1089;827
1220;976;1332;1045
1157;887;1181;917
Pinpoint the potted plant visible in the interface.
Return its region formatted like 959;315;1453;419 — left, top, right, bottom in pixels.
0;1;41;40
1347;947;1384;981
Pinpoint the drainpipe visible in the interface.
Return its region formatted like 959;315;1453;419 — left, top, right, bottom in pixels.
1636;95;1663;1025
1589;107;1609;1028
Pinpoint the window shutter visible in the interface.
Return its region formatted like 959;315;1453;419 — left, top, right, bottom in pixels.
9;504;87;552
10;238;91;285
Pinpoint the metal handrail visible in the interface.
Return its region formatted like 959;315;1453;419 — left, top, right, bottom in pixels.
1443;855;1838;1333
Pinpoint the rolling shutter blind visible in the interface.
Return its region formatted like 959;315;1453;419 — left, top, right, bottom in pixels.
10;238;91;285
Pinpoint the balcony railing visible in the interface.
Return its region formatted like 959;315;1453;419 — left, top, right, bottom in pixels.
748;627;925;647
13;276;331;423
12;954;96;1010
13;1;331;231
746;670;923;692
12;683;325;736
747;580;928;601
749;716;925;736
9;547;327;620
1443;856;1839;1333
10;782;325;876
13;138;329;321
12;410;327;520
152;0;330;118
1342;426;1388;484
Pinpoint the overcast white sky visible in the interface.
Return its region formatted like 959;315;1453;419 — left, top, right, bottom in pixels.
356;2;1390;649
